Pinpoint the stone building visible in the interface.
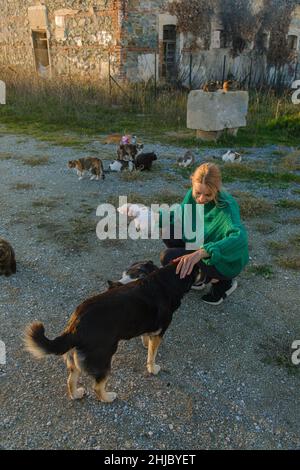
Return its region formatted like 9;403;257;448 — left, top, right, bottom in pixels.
0;0;300;85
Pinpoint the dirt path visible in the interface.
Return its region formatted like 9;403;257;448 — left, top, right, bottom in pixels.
0;130;299;450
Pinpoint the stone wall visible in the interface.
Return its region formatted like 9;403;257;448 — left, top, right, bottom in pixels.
0;1;36;73
121;0;300;85
0;0;299;84
0;0;123;79
120;0;168;82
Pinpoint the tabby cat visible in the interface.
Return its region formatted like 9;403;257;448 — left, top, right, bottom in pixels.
202;81;223;92
0;238;16;277
176;150;195;168
68;158;105;181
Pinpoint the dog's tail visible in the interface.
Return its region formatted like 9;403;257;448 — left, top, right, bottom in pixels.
24;322;74;359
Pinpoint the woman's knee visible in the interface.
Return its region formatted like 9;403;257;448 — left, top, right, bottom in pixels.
160;249;172;266
160;247;187;266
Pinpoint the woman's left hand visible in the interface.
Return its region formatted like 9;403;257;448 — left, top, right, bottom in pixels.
173;249;209;279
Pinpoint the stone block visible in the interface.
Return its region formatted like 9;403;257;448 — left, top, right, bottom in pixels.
187;90;249;132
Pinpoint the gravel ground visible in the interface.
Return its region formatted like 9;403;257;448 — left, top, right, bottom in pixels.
0;129;300;450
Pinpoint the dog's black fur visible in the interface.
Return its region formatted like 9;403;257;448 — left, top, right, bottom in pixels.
134;152;157;171
24;262;198;402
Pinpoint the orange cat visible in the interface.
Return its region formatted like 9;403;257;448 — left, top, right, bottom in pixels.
102;134;125;145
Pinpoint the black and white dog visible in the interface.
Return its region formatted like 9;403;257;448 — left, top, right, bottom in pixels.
24;261;198;403
107;260;159;289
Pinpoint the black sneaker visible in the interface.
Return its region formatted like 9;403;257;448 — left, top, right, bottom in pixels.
201;279;237;305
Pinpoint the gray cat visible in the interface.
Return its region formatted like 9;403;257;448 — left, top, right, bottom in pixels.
0;238;16;276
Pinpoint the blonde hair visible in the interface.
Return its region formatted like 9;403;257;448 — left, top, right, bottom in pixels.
191;163;222;203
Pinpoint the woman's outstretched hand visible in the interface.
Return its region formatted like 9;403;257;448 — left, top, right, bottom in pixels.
173;249;209;279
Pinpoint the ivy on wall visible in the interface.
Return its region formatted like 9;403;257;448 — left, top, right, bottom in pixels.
168;0;299;65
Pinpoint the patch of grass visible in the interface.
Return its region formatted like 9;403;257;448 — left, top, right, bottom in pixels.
272;150;287;156
246;264;274;279
292;188;300;195
258;336;299;376
10;183;34;190
268;234;300;252
276;199;300;210
71;216;95;236
285;216;300;225
80;202;96;215
231;191;273;219
267;234;300;270
1;72;298;147
147;190;182;206
221;162;300;184
268;113;300;138
99;238;125;248
11;210;33;225
172;163;199;181
245;159;269;170
278;150;300;172
32;198;60;209
0;152;14;160
255;222;276;234
276;255;300;270
267;240;286;252
40;134;88;148
290;233;300;246
21;156;50;166
37;215;96;253
106;193;148;207
119;170;153;182
162;172;181;183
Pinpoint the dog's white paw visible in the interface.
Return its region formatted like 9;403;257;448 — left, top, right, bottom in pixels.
71;387;86;400
78;177;83;180
148;364;161;375
101;391;117;403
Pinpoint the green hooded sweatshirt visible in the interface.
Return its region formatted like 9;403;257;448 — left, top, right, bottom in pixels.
159;188;249;278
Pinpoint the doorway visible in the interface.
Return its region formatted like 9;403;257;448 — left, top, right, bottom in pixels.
162;25;177;80
32;30;51;76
